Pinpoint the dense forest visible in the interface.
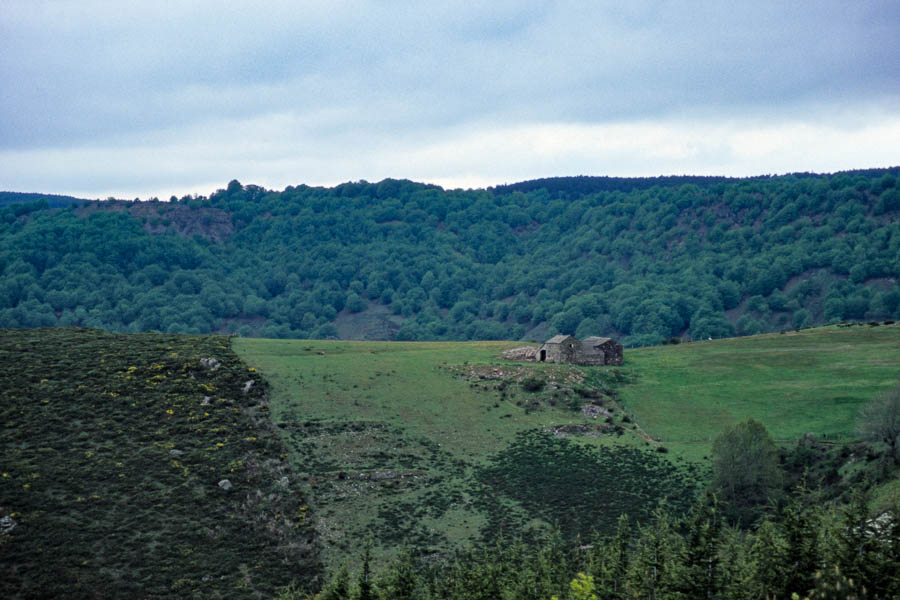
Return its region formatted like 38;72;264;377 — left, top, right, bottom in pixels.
1;168;899;344
302;487;900;600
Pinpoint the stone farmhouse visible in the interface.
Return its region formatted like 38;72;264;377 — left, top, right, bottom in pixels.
539;335;624;366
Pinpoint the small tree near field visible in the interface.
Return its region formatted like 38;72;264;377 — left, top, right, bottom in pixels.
711;419;783;526
857;385;900;464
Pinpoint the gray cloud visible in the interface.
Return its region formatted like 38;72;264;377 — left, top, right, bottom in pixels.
1;1;898;196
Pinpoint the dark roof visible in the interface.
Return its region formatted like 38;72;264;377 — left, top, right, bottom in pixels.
544;334;574;344
582;336;612;344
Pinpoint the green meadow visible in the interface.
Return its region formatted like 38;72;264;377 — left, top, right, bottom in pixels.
234;338;697;566
4;324;898;596
620;323;900;461
235;324;900;566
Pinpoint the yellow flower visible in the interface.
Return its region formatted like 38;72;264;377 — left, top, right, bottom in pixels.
216;442;224;447
2;472;9;478
166;409;174;415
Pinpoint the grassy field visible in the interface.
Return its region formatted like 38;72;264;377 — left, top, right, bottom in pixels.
0;328;320;599
233;338;698;566
5;325;894;595
620;323;900;461
235;324;900;567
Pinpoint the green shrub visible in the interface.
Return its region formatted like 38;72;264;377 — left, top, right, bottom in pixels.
521;376;546;392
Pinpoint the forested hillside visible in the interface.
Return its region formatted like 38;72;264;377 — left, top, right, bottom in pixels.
1;169;899;344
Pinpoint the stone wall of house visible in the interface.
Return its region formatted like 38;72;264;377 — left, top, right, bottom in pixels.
600;342;624;366
577;351;607;366
520;336;624;366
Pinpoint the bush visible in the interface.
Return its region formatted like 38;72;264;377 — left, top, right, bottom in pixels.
521;376;546;392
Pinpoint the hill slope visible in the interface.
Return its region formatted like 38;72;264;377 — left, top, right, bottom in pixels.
0;169;899;344
234;337;699;566
0;328;320;598
3;325;897;592
620;322;900;461
233;323;900;567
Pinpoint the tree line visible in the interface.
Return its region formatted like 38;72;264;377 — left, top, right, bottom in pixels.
1;169;899;343
296;407;900;600
298;486;898;600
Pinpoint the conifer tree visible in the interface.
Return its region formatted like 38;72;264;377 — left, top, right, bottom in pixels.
356;540;375;600
781;483;822;598
670;495;723;599
375;545;419;600
626;504;676;600
319;562;352;600
749;519;788;599
588;514;631;599
717;525;757;600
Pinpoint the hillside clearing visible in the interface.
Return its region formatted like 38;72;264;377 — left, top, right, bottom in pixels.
233;338;696;566
621;323;900;462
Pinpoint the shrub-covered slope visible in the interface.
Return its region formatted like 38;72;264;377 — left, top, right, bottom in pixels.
235;337;698;567
0;328;320;599
234;324;900;568
1;169;899;343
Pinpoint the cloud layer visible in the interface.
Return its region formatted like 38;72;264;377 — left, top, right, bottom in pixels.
2;1;898;198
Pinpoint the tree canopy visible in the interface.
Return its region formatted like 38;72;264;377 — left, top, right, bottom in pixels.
1;169;899;342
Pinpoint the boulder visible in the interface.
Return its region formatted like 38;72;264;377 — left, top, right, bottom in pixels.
200;357;221;371
0;515;17;534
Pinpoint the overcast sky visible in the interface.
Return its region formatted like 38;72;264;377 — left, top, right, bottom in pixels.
1;1;899;199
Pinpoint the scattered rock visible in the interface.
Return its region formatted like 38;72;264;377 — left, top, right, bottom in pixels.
200;357;221;371
169;449;185;456
548;423;614;437
1;515;17;534
242;380;254;393
202;575;212;583
502;346;539;361
218;479;233;491
201;396;211;406
275;476;289;489
581;404;610;419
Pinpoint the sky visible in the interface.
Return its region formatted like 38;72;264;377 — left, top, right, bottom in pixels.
1;1;899;199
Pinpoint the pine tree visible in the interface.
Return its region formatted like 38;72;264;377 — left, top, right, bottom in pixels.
588;514;631;599
626;505;677;600
506;532;567;600
319;562;352;600
749;519;788;599
781;483;822;598
671;495;723;600
832;488;874;590
717;525;757;600
356;540;375;600
376;545;419;600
